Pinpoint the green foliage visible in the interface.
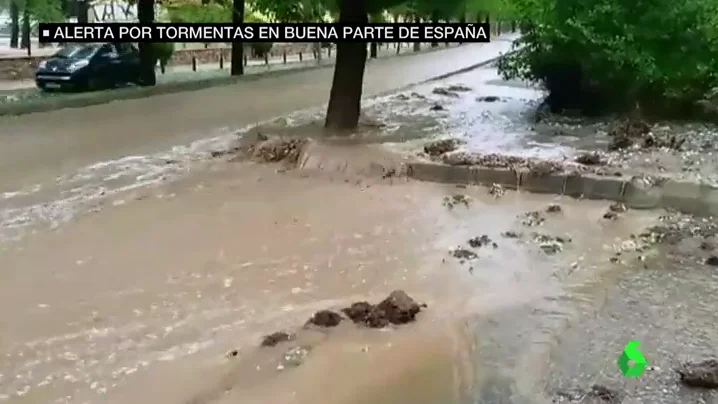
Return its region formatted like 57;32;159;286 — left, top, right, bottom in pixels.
151;42;174;66
167;2;266;23
498;0;718;113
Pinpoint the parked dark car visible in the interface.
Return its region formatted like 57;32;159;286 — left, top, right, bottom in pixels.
35;43;142;91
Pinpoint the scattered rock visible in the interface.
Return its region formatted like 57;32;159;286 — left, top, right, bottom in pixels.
468;235;498;249
450;247;478;260
575;152;602;165
520;211;545;227
476;96;501;102
546;203;562;213
446;84;472;92
306;310;343;328
488;183;505;198
394;93;410;101
432;87;460;97
341;290;426;328
424;138;463;157
609;203;627;213
411;92;426;99
706;255;718;266
210;148;239;158
443;194;471;209
261;331;294;347
677;359;718;388
532;232;571;255
701;239;717;251
429;104;445;111
501;231;523;238
554;384;622;403
603;211;619;220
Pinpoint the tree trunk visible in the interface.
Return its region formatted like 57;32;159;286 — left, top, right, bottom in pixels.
20;2;30;50
230;0;244;75
9;1;19;48
324;0;368;132
137;0;156;86
476;12;482;23
370;42;377;58
413;15;421;52
314;42;322;62
430;11;439;47
77;0;89;23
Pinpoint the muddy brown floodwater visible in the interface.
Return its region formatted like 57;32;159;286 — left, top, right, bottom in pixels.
0;148;662;403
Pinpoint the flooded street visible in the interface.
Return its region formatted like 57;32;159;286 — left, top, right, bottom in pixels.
0;158;661;403
2;36;718;403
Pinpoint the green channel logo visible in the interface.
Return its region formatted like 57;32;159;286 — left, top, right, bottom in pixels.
617;340;648;377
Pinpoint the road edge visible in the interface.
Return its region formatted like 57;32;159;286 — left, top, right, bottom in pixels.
0;42;515;117
405;162;718;217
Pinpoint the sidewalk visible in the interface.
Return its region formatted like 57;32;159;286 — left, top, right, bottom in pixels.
0;35;519;116
0;41;484;92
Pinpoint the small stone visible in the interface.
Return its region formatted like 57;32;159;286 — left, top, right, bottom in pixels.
603;211;619;220
501;231;523;238
609;203;628;212
706;256;718;266
546;204;562;213
260;331;294;347
575;152;602;165
700;240;717;251
476;96;500;102
429;104;444;111
306;310;343;328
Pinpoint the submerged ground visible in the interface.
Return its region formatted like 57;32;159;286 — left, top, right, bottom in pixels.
1;40;718;403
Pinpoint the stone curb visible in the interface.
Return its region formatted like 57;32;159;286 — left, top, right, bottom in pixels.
406;161;718;217
0;43;512;117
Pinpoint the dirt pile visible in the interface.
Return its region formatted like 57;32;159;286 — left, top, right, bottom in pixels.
342;290;427;328
259;291;427;348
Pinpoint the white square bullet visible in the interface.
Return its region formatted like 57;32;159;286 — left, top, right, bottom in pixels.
42;29;49;37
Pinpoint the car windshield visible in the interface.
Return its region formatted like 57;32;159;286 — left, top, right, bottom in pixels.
53;44;100;60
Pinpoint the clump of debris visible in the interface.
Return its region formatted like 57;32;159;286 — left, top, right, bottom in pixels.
546;203;562;213
575;152;603;165
554;384;622;404
502;230;523;238
450;247;478;261
424;138;464;157
676;359;718;388
607;119;685;151
488;183;505;198
432;87;461;97
532;232;571;254
443;194;471;209
520;211;546;227
468;235;498;249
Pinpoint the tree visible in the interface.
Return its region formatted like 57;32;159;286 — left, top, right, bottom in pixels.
230;0;244;75
137;0;156;85
498;0;718;117
9;0;19;48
